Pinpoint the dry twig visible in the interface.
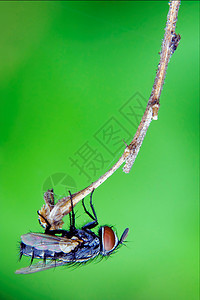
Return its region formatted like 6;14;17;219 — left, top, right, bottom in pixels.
39;1;181;230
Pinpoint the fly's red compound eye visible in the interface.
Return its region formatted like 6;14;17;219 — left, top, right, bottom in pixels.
102;226;118;254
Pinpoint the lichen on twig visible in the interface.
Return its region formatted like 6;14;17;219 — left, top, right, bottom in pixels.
38;1;181;230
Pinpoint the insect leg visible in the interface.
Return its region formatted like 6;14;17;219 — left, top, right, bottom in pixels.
30;249;35;265
69;190;75;231
43;229;71;237
82;190;98;230
90;189;98;221
43;252;47;265
82;198;95;221
69;211;72;227
38;211;70;236
19;251;23;261
37;211;51;233
19;243;25;261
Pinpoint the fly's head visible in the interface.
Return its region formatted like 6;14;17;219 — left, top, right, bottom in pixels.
99;226;129;256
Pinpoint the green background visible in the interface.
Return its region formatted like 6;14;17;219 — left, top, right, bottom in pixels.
0;1;199;300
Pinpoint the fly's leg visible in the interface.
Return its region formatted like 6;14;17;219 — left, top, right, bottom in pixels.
90;189;98;220
43;252;47;265
37;211;52;233
19;243;25;261
82;189;98;230
37;211;70;237
69;211;72;228
30;249;35;265
69;190;76;232
82;199;94;220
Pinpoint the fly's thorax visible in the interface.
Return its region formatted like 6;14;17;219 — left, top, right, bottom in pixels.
74;228;98;243
61;230;101;262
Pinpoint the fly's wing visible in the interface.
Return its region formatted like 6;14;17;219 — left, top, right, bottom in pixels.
15;259;68;275
21;233;82;253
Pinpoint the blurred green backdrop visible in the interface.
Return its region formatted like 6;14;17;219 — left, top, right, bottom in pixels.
0;1;199;300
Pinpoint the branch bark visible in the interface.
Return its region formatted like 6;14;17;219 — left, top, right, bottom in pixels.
39;1;181;230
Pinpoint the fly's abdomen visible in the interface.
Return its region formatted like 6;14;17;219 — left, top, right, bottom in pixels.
19;233;83;262
20;242;57;260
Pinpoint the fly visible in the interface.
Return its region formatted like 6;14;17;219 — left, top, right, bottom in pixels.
15;190;129;274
